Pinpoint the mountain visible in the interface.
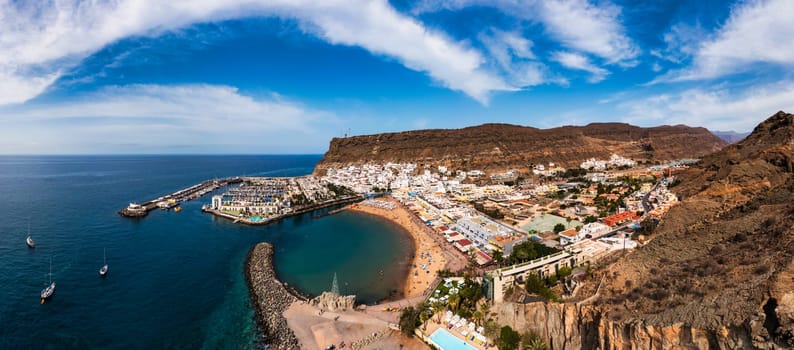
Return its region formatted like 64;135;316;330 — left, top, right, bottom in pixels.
496;111;794;349
315;123;726;174
712;130;751;144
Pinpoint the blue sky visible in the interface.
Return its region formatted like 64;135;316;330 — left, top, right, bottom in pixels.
1;0;793;154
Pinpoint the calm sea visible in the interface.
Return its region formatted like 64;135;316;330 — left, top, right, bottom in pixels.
0;155;412;349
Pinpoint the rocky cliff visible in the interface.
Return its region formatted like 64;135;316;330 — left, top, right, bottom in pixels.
497;111;794;349
315;122;726;174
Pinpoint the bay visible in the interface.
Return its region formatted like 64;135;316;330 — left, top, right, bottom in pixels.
0;155;412;349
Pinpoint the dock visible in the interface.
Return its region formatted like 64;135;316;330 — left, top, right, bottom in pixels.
118;177;243;217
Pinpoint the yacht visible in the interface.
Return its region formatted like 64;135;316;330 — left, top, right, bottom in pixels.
41;259;55;303
26;236;35;249
99;248;108;277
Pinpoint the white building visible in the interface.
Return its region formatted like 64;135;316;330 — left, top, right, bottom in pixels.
578;222;612;239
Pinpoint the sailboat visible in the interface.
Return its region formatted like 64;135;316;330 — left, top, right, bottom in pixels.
99;248;108;277
26;224;34;248
41;258;55;304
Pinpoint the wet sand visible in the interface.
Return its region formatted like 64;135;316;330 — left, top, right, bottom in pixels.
350;198;448;298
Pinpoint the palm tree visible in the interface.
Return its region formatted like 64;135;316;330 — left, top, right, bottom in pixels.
448;293;461;312
480;302;490;320
419;310;430;331
432;301;445;323
473;310;483;327
525;338;548;350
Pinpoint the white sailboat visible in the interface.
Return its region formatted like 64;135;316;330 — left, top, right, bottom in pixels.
99;248;108;277
41;258;55;304
26;224;34;248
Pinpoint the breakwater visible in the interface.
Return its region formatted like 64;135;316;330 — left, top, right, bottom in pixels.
118;177;243;217
245;243;301;349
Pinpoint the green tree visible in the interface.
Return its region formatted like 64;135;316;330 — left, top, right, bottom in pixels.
473;310;484;327
480;302;490;319
492;250;504;267
484;319;500;339
419;310;430;331
553;223;566;233
499;326;521;350
522;331;547;350
448;293;461;312
399;306;419;337
432;301;445;323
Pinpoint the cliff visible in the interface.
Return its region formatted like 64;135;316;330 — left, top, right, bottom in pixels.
498;111;794;349
315;122;726;174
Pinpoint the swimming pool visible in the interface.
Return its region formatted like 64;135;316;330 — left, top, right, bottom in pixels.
428;329;477;350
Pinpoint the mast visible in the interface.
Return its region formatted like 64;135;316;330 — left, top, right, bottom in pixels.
103;248;106;265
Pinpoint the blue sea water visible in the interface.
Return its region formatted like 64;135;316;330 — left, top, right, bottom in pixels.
0;155;413;349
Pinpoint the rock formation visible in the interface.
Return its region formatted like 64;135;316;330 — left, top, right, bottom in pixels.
497;111;794;349
315;122;726;174
309;291;356;312
245;242;300;349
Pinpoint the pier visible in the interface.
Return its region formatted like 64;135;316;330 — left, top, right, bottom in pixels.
118;177;243;217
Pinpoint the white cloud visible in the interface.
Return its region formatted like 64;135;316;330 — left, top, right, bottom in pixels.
659;0;794;82
479;29;548;87
534;0;638;64
0;0;515;106
0;84;337;153
413;0;639;65
618;81;794;132
551;51;609;83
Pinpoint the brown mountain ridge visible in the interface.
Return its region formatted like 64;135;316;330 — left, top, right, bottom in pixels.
315;122;726;174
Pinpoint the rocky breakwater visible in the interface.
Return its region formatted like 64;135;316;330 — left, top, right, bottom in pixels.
245;242;300;349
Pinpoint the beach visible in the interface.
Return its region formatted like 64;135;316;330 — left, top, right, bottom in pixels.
350;197;448;298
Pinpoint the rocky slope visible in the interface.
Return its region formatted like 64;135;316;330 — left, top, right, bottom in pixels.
315;123;726;174
498;111;794;349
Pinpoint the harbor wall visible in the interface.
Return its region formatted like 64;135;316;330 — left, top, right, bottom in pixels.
245;242;301;349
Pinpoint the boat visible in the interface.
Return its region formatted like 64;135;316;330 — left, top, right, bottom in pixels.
26;223;35;248
174;206;182;213
41;258;55;304
99;248;108;277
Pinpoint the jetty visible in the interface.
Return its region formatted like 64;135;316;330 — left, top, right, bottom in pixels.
118;177;243;217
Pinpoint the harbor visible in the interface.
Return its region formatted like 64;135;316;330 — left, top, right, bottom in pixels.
118;177;243;217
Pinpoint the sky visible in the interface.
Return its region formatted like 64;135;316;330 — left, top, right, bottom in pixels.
1;0;793;154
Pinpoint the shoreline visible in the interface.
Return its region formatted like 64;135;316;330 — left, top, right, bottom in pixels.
244;242;301;349
349;197;448;298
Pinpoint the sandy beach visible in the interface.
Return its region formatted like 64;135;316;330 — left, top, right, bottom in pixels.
350;197;448;298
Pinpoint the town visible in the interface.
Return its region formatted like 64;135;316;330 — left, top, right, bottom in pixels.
209;154;691;349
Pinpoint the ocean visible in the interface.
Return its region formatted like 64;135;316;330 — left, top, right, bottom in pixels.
0;155;412;349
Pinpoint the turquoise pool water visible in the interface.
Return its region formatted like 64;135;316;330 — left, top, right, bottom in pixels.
250;216;264;222
429;329;477;350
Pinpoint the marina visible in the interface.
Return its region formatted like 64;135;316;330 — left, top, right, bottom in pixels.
118;177;243;217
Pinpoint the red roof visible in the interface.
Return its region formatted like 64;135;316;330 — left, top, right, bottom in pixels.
438;226;449;231
457;239;473;246
448;232;460;237
476;251;492;261
601;211;639;226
